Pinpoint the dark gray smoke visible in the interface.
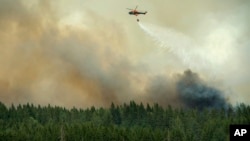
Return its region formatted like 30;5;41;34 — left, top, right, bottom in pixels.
176;70;228;110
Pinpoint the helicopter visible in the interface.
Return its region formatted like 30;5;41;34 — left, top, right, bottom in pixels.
127;6;147;22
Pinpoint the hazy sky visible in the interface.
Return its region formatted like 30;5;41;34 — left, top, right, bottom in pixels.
0;0;249;108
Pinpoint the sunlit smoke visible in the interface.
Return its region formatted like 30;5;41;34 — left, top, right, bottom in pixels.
0;0;249;108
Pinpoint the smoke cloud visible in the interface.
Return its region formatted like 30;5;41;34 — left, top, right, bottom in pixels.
176;70;228;109
0;0;131;108
144;69;229;109
0;0;249;108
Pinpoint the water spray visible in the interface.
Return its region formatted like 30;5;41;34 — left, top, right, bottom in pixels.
137;22;224;77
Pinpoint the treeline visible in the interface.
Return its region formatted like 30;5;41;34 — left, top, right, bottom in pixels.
0;101;250;141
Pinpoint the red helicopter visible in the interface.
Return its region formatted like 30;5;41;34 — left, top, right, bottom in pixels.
127;6;147;22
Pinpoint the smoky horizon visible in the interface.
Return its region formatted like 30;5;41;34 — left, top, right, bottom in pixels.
0;0;249;109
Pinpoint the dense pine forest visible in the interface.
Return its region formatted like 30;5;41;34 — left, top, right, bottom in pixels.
0;101;250;141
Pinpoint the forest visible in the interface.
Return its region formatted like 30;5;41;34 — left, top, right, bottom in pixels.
0;101;249;141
